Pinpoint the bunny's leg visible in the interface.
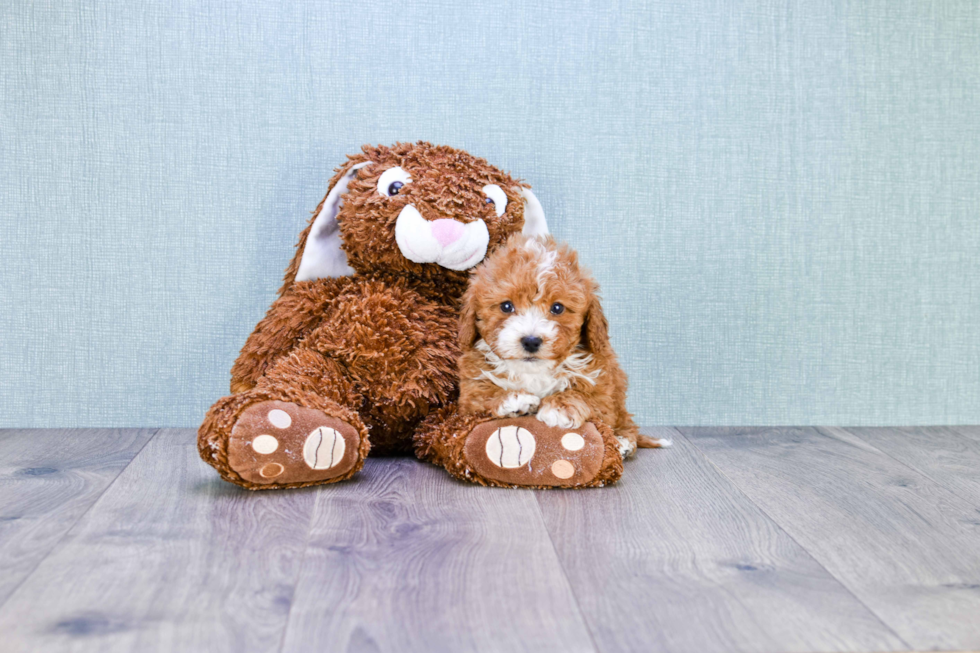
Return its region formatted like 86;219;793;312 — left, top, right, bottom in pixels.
199;347;370;490
413;403;624;489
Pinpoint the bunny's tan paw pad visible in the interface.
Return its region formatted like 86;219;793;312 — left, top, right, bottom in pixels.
226;401;361;487
463;417;608;488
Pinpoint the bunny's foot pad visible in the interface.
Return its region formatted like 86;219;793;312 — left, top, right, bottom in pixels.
227;401;361;487
464;417;607;487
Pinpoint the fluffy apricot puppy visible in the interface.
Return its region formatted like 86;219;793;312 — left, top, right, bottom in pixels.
413;235;669;489
460;234;639;447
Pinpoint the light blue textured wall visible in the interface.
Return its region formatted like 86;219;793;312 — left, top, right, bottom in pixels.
2;0;978;428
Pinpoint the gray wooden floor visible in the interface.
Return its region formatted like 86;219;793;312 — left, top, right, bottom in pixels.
2;427;979;653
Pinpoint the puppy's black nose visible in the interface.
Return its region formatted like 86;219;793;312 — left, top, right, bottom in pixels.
520;336;543;353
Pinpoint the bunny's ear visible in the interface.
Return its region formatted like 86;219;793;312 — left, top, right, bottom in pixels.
293;161;373;283
517;187;549;236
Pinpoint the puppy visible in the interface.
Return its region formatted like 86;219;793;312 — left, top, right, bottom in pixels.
458;234;670;457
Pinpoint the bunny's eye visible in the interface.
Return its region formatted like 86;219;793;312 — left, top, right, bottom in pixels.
482;184;507;217
378;167;412;197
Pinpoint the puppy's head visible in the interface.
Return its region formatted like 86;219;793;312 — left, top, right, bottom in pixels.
461;234;608;364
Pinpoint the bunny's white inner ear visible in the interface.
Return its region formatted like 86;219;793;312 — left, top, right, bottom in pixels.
296;161;372;281
517;187;549;236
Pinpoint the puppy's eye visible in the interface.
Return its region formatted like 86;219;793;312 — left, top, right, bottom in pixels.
500;301;515;314
550;302;565;315
377;167;412;197
482;184;507;217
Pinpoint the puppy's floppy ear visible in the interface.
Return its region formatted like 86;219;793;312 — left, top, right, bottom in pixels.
516;187;549;236
280;159;372;293
580;294;612;356
458;288;480;349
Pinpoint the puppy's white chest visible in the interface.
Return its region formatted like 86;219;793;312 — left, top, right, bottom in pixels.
481;359;565;398
474;339;599;398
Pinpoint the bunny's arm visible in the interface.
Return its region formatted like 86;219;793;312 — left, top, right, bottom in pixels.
229;277;351;393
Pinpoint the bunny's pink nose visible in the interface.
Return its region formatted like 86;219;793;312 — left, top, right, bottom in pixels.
430;219;466;247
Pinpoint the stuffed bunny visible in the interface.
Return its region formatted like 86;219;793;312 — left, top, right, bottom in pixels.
199;142;628;490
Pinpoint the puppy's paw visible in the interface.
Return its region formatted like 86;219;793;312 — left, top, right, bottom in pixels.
616;435;637;458
536;395;590;429
496;393;541;417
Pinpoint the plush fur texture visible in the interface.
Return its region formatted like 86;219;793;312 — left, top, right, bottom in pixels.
457;234;659;459
199;142;552;489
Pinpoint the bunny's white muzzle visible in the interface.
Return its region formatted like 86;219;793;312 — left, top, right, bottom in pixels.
394;205;489;271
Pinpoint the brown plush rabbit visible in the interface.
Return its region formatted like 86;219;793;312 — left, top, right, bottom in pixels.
199;142;549;489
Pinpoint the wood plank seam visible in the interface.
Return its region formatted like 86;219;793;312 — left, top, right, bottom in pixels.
848;425;977;505
836;427;980;509
0;428;162;614
532;489;603;653
679;427;913;651
272;486;322;653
